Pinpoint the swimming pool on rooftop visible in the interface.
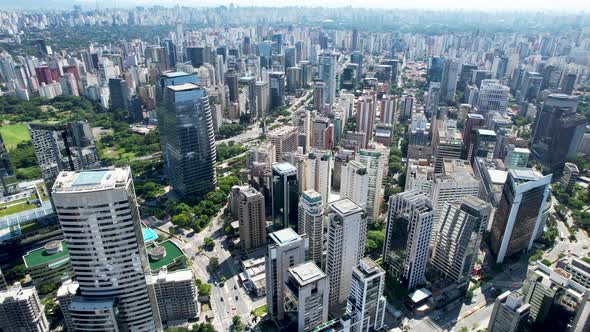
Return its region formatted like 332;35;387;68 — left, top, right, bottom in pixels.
143;228;158;243
72;170;110;186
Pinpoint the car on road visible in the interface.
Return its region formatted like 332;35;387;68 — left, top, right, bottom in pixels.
220;297;223;302
234;285;238;290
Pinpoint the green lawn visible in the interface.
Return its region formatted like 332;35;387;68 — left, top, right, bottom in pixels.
0;123;30;151
253;304;267;317
0;199;37;218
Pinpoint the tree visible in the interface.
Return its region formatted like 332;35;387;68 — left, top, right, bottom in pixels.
465;289;474;303
231;316;244;332
203;237;215;250
209;257;219;271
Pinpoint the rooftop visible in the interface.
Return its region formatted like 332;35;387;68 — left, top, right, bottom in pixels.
23;240;69;268
162;71;190;78
167;83;199;92
330;198;363;216
272;162;297;174
53;168;130;193
288;261;326;287
270;228;302;246
301;190;322;203
147;240;184;272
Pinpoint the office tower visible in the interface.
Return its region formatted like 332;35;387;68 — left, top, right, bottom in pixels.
300;61;312;87
431;197;491;287
562;72;577;95
236;186;267;251
267;126;299;162
0;283;49;332
146;269;198;325
266;228;306;320
572;292;590;332
286;66;302;93
239;76;257;120
400;95;414;122
440;58;460;102
186;46;209;67
490;168;552;263
157;72;216;197
347;257;386;332
561;162;580;192
340;160;369;208
355;96;376;147
298;190;324;268
477;80;510;113
523;262;588;329
285;262;329;332
458;63;478;93
28;121;100;186
311;117;333;150
269;71;286;108
405;159;435;194
256;80;270;117
224;70;239;102
488;291;530;332
313;80;326;111
0;133;15;196
383;190;434;290
503;144;530;169
351;29;359;51
351;51;363;82
52;168;159;330
285;46;296;69
472;70;492;89
357;149;386;223
305;150;332;206
341;64;358;90
272;163;299;229
319;52;337;105
469;129;497;163
426;82;441;116
409;112;429;146
428;57;444;82
380;94;397;125
532;94;586;174
517;71;543;103
108;77;129;110
381;59;399;83
326;199;367;312
433;120;465;173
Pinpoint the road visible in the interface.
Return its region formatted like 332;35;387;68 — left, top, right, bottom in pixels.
160;210;264;332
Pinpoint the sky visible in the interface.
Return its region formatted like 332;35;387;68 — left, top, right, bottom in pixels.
98;0;590;12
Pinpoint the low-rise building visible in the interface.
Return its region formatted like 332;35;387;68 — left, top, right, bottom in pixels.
23;240;73;287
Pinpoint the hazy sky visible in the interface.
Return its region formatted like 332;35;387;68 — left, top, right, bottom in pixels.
101;0;590;12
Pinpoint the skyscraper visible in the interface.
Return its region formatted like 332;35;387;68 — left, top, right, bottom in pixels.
488;291;530;332
347;257;386;332
340;160;369;209
269;71;286;108
531;94;586;174
0;283;49;332
157;72;216;197
440;58;460;102
431;197;491;287
357;149;386;223
356;95;376;146
266;228;306;320
305;150;332;206
319;51;337;106
490;168;552;263
52;168;160;330
28;121;100;187
0;133;15;196
477;79;510;114
236;186;267;251
326;198;367;313
383;190;435;289
285;262;330;332
350;51;363;82
298;190;324;268
272;162;299;229
108;77;129;111
267;126;299;162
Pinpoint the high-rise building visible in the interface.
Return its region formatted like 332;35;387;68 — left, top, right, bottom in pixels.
146;269;198;325
468;129;497;164
383;190;434;289
561;162;580;192
532;94;586;174
298;190;325;268
431;197;491;287
269;71;286;108
477;80;510;114
426;82;441;116
267;126;299;162
272;162;299;229
305;150;332;206
286;66;302;94
357;95;376;146
108;77;129;110
312;117;334;150
357;149;386;223
256;80;270;117
285;262;329;332
157;72;216;197
440;58;460;102
488;291;530;332
458;63;478;93
0;283;49;332
405;159;435;194
319;52;337;105
340;160;369;208
326;198;367;313
239;76;257;120
351;51;363;82
52;168;160;330
0;133;15;196
490;168;552;263
28;121;100;186
428;57;444;83
433;119;464;173
380;94;397;125
236;186;267;251
347;257;386;332
266;228;306;320
313;80;326;112
503;145;530;169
